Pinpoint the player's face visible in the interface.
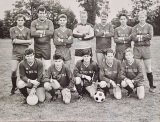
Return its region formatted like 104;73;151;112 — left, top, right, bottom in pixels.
16;17;25;27
83;55;91;63
80;14;88;24
120;16;127;26
38;10;47;21
59;18;67;26
54;59;63;68
105;53;114;63
25;53;35;63
101;14;108;24
138;14;147;23
125;52;133;62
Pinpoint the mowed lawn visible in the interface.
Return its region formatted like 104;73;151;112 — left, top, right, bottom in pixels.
0;37;160;121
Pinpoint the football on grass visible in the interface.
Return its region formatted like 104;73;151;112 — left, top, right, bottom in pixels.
94;91;105;103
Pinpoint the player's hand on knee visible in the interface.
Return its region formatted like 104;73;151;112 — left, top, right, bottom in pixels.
83;75;91;81
110;80;116;88
44;82;52;91
125;78;134;88
30;80;40;86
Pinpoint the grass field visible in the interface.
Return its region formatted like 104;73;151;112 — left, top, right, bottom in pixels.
0;37;160;121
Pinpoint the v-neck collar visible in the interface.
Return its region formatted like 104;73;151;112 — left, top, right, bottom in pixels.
54;65;63;72
127;59;134;66
38;18;46;23
59;27;67;32
17;26;24;31
139;23;146;27
26;60;35;67
120;25;127;30
83;62;90;68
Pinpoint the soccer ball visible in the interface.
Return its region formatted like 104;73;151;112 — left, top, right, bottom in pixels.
27;95;38;106
94;91;105;103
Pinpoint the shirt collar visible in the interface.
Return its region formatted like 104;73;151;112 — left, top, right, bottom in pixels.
120;25;127;30
139;22;146;27
127;59;134;65
17;26;24;31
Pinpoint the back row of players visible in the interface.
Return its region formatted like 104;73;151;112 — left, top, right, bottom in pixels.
10;5;156;104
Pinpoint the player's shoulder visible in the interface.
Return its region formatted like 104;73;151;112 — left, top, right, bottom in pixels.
19;60;26;66
134;59;141;65
106;22;113;27
46;19;53;23
24;27;30;31
115;26;121;30
90;60;98;66
86;22;93;27
63;64;71;71
10;26;17;31
113;58;121;65
75;60;82;66
35;58;43;65
145;23;153;28
31;19;38;23
54;28;59;32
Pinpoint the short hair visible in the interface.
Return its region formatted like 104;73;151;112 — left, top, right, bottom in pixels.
125;48;133;55
82;49;92;57
58;14;67;20
101;11;108;17
80;10;88;16
118;13;128;19
104;48;114;55
15;14;26;21
53;53;64;60
37;5;46;13
24;48;34;56
138;10;147;16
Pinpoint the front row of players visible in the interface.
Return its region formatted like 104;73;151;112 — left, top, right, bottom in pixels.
17;47;144;105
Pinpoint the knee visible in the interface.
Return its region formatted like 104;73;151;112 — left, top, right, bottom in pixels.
17;80;26;89
44;82;52;91
38;96;45;102
121;80;127;88
115;94;122;100
75;77;82;85
11;71;17;77
98;81;108;88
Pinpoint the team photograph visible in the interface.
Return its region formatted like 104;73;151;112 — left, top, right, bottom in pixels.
0;0;160;121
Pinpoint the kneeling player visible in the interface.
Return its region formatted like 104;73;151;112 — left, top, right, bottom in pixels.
43;53;74;104
120;48;145;99
17;48;45;104
99;49;122;100
73;50;99;101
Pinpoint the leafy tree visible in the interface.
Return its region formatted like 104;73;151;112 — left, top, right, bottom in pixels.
3;0;78;38
78;0;109;25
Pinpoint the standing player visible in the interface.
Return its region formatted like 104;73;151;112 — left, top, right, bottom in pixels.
31;5;54;71
73;11;94;64
17;48;45;103
114;13;132;62
120;48;145;99
73;50;99;101
98;49;122;99
10;14;32;94
53;14;73;68
43;53;74;104
131;10;156;93
94;11;114;67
